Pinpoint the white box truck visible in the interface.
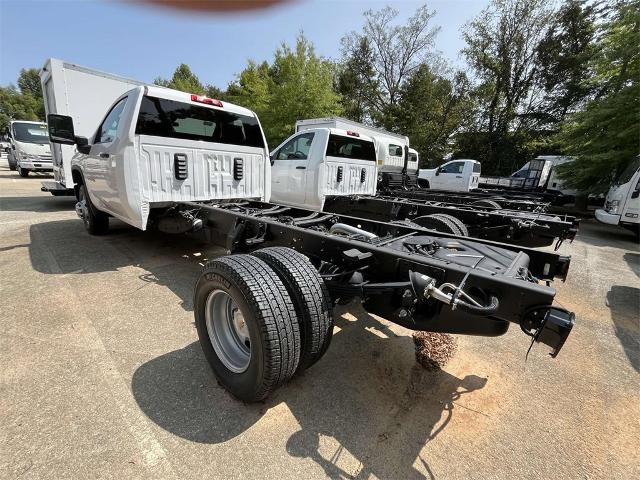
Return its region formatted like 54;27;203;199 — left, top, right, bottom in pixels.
595;156;640;236
39;58;147;195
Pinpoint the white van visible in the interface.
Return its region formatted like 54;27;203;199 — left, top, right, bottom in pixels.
7;120;53;177
595;156;640;235
418;159;481;192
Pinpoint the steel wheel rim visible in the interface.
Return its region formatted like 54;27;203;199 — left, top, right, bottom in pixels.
79;189;90;228
205;289;251;373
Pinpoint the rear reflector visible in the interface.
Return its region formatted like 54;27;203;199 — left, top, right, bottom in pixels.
191;94;223;107
346;130;360;137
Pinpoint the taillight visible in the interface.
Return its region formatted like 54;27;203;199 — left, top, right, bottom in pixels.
346;130;360;137
191;94;223;107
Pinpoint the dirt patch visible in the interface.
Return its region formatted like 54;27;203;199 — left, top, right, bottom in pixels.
412;332;458;370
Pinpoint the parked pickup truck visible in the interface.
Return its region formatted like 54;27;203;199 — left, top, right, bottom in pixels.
46;84;574;402
418;159;481;192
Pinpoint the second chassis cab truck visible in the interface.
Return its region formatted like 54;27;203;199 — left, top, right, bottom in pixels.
295;117;419;187
269;128;578;248
47;85;574;402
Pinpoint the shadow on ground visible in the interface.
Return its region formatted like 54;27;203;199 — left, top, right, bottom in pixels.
27;219;222;311
576;219;639;249
606;285;640;373
26;219;488;478
131;309;487;479
0;195;76;213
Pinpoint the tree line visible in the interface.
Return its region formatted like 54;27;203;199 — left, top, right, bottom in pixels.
1;0;637;192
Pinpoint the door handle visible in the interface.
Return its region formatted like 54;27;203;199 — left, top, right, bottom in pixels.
100;153;110;159
456;175;462;178
295;166;306;170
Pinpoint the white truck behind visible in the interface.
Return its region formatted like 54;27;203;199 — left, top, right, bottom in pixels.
269;128;377;210
595;156;640;236
39;58;146;195
418;159;481;192
294;117;418;186
6;121;52;176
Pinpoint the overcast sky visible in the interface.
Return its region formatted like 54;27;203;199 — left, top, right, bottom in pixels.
0;0;489;88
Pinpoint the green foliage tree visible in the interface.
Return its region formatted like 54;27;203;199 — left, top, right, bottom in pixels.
460;0;554;173
340;4;440;126
557;0;640;191
229;33;342;147
335;37;377;123
17;68;43;99
0;68;45;132
154;63;205;94
534;0;599;126
393;66;473;166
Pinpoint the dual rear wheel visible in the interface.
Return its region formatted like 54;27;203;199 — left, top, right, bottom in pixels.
194;248;333;402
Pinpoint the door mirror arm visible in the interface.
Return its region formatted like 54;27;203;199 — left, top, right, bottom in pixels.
76;136;91;155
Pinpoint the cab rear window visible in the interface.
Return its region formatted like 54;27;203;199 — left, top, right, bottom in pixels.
325;134;376;161
473;162;481;173
135;96;264;148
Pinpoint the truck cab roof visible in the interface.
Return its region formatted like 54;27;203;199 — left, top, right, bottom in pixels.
142;85;256;119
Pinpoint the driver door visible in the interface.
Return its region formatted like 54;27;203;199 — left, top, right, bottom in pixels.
270;132;315;206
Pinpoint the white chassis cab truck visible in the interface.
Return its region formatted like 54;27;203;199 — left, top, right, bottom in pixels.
39;58;147;196
418;159;481;192
269;128;377;210
595;156;640;236
7;120;52;177
46;86;575;402
294;117;418;187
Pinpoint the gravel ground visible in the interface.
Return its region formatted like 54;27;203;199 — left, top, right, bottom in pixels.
1;153;638;480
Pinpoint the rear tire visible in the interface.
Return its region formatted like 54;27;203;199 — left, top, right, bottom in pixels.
431;214;469;236
18;166;29;177
194;255;301;402
411;214;462;235
471;199;501;209
253;247;334;371
78;184;109;235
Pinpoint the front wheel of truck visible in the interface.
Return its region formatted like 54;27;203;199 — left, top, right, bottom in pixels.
78;184;109;235
18;166;29;177
194;255;301;402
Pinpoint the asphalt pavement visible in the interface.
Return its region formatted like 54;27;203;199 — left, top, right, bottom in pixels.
1;154;638;479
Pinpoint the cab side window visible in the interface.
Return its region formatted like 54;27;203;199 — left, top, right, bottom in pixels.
388;144;403;156
440;161;464;174
275;133;315;160
95;98;128;144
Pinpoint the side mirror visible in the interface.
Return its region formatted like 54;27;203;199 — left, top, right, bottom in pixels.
48;114;76;145
435;167;441;176
4;147;9;153
269;155;275;166
76;136;91;155
632;189;639;199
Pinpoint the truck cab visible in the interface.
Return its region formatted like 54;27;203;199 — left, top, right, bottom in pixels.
48;86;269;231
270;128;377;210
418;159;480;192
7;121;53;177
596;156;640;235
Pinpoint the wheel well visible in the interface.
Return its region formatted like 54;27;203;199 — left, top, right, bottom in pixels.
71;169;83;199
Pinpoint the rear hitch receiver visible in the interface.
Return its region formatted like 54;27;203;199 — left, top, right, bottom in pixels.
522;306;575;358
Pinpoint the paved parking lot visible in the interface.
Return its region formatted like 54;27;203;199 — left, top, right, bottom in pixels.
1;154;638;479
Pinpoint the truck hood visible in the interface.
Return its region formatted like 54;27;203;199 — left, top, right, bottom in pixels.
418;167;437;180
14;140;52;156
606;184;626;204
